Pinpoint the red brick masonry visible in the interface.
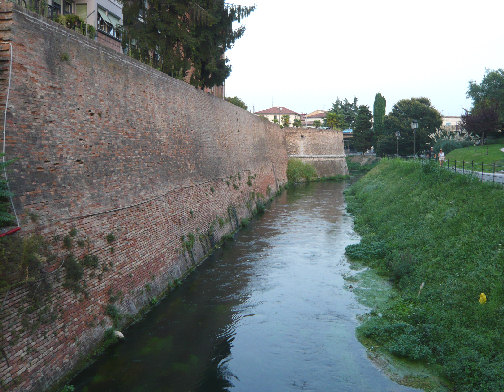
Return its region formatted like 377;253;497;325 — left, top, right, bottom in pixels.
0;4;288;391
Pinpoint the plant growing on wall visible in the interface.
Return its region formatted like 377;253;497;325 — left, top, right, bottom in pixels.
0;155;15;227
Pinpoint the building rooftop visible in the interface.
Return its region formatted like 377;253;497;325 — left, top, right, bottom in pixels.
306;110;327;119
255;106;299;115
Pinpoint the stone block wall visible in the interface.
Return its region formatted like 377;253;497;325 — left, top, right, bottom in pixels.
0;4;287;391
285;128;348;177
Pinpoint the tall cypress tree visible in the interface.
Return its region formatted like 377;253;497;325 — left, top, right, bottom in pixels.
373;93;386;136
353;105;373;153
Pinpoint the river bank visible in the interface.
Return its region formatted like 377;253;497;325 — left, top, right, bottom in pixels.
345;159;504;392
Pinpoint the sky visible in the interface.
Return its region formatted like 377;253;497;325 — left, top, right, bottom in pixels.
224;0;504;116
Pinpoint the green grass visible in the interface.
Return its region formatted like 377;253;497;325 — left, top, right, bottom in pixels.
446;142;504;171
346;157;380;173
345;159;504;392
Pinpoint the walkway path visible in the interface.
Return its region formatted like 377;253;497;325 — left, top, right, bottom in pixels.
447;166;504;185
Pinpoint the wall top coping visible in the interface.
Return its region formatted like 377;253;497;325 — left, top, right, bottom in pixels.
288;155;346;159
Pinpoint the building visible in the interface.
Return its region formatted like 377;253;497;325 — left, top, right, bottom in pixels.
442;116;462;132
78;0;123;53
254;106;301;127
342;129;353;151
304;110;327;127
47;0;123;53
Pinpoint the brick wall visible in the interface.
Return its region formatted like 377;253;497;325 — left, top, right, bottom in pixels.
285;128;348;177
0;4;287;391
96;31;122;53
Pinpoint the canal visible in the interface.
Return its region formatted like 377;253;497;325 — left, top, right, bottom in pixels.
71;181;420;392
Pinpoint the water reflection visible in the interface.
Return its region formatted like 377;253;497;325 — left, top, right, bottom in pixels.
72;182;420;392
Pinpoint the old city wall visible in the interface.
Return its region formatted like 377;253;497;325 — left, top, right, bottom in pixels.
0;4;287;391
285;128;348;177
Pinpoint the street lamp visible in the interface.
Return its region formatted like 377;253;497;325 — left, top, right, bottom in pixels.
395;131;400;157
411;120;418;156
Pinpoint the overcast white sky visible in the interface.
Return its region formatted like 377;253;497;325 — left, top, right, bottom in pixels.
225;0;504;116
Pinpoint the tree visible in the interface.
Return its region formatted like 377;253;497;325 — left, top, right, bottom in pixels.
313;120;321;128
353;105;373;153
225;96;247;110
461;100;500;144
121;0;255;88
373;93;386;136
326;112;346;130
329;97;358;129
293;118;302;127
281;115;290;128
467;69;504;128
376;97;442;156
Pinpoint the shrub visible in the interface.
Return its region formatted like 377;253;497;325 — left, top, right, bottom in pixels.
106;233;115;244
63;254;83;292
433;138;473;154
255;199;266;215
286;159;317;183
240;218;249;227
105;304;122;328
82;254;99;268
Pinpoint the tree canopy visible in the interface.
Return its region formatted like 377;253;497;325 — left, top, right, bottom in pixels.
373;93;386;136
467;69;504;126
328;97;358;129
281;115;290;128
376;97;442;156
225;96;247;110
464;69;504;141
461;100;500;142
326;112;346;130
353;105;373;153
120;0;255;88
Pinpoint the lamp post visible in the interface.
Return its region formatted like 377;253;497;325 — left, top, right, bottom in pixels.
395;131;400;157
411;120;418;156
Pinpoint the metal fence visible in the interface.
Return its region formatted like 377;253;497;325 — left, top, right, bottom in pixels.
382;155;504;186
442;158;504;185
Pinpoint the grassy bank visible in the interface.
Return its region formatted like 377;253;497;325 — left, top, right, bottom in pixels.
446;142;504;166
345;159;504;392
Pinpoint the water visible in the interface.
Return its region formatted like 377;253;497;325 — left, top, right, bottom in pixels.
72;182;420;392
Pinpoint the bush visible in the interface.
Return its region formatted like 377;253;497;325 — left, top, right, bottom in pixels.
63;254;83;292
433;138;473;154
286;159;317;183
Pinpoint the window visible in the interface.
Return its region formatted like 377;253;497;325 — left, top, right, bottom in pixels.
97;8;122;40
63;0;72;15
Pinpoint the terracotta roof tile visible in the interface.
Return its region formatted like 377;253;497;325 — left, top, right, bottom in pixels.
255;106;299;115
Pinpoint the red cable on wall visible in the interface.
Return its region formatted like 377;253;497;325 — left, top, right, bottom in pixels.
0;226;20;237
